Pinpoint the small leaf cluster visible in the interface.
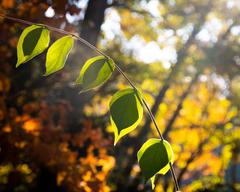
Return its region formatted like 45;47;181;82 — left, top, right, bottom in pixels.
16;24;175;189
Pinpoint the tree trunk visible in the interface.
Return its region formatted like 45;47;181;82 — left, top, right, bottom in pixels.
80;0;108;45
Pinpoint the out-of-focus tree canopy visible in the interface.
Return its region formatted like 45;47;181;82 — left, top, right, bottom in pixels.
0;0;240;191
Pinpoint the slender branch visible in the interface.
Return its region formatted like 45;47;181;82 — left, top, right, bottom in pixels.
0;13;180;191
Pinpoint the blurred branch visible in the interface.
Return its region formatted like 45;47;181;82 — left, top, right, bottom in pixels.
162;24;238;186
114;4;212;189
118;3;240;189
177;103;238;185
162;20;237;139
163;71;201;139
108;1;158;18
136;1;212;150
177;139;207;182
177;116;238;184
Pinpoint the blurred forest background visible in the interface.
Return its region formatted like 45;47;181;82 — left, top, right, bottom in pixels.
0;0;240;191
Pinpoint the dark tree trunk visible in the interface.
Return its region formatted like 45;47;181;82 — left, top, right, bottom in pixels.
231;146;238;186
57;0;109;133
80;0;108;45
32;166;65;192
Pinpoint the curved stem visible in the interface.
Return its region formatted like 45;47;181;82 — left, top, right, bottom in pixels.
0;13;180;191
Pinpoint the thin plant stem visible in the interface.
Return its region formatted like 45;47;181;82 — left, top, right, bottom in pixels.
0;13;180;191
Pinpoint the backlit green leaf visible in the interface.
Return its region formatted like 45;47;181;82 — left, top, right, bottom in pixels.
45;36;74;76
137;138;174;186
110;88;143;145
16;25;50;67
75;56;115;92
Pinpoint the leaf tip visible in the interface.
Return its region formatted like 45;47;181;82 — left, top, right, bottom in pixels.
150;176;156;190
16;60;22;68
113;136;119;146
74;77;82;85
43;69;54;76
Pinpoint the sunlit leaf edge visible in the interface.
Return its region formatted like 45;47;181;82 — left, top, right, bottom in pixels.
16;25;50;67
75;55;115;92
137;138;174;188
110;88;143;145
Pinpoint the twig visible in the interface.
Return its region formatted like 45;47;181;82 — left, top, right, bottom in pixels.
0;13;180;191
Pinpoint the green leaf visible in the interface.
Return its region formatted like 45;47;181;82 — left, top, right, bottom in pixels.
45;36;74;76
16;25;50;67
137;139;174;185
109;88;143;145
75;56;115;92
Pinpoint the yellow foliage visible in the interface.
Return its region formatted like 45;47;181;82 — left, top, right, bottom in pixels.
22;119;41;136
17;164;32;174
167;15;184;28
57;171;67;186
120;10;158;42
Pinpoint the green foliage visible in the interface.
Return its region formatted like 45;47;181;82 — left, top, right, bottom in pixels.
75;56;115;92
15;24;175;190
137;139;174;187
16;25;50;67
45;36;74;76
109;88;143;145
